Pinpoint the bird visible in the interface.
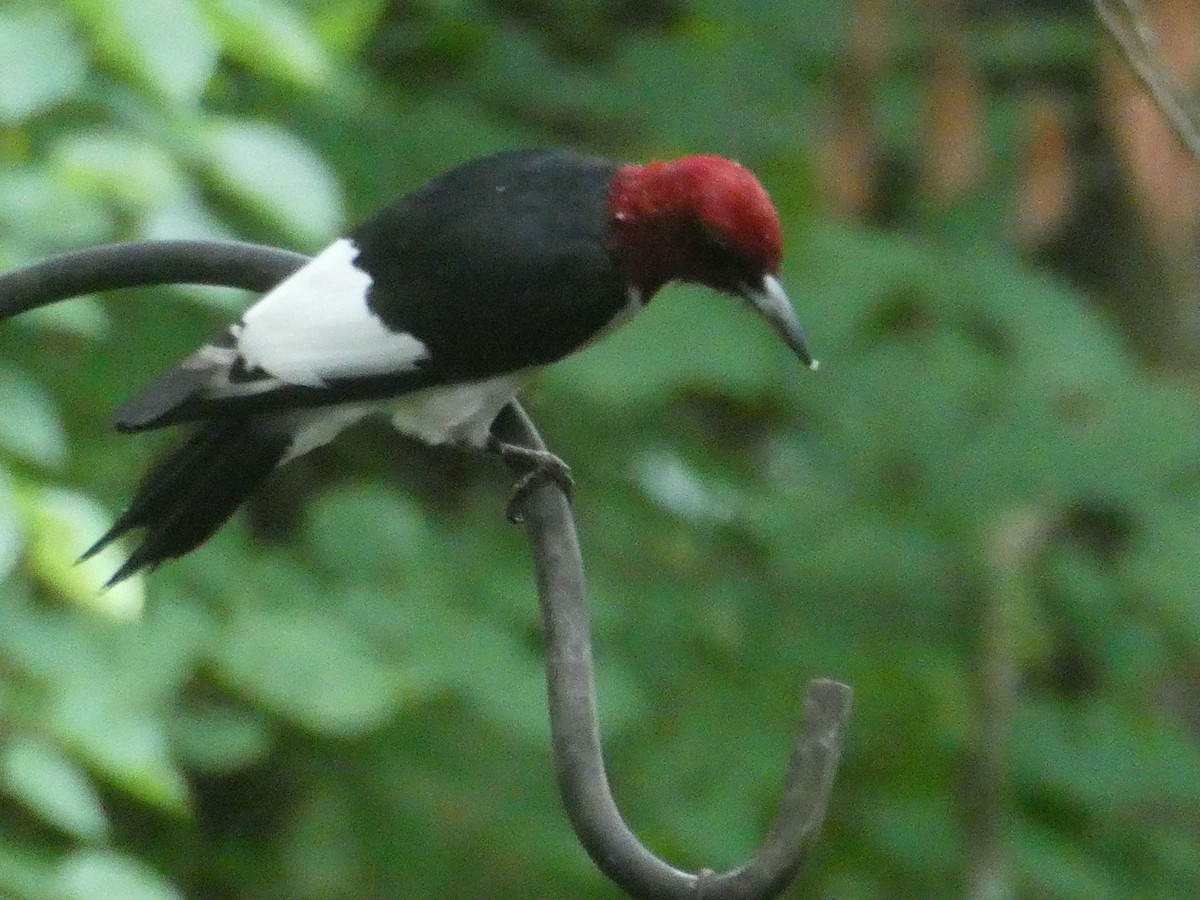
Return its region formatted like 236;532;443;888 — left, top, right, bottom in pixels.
83;147;817;585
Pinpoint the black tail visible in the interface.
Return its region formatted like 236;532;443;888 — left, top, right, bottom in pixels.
83;418;291;586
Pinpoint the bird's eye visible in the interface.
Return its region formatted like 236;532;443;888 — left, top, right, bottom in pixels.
699;227;734;257
696;226;752;276
693;224;761;288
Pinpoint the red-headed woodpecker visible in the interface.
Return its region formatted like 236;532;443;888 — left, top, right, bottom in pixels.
85;147;816;584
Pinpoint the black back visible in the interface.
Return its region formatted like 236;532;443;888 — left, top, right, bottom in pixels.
351;147;625;386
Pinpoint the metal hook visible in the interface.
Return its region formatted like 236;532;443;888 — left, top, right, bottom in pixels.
497;398;852;899
0;239;854;899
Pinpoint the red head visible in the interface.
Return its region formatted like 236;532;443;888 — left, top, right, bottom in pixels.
606;155;816;369
607;155;783;297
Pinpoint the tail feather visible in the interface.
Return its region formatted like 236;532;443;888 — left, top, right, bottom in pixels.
85;419;291;586
82;423;236;555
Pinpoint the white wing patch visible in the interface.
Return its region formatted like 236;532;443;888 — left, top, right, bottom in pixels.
235;238;429;388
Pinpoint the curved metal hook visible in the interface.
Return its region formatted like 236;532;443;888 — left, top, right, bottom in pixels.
0;239;310;311
0;240;853;899
493;403;852;899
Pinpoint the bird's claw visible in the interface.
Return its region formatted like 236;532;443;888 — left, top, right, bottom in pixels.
488;437;573;523
506;453;573;523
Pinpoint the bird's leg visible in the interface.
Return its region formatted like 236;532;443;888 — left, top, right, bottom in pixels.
485;435;574;523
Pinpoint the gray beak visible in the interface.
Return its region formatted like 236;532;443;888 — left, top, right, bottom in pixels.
738;275;819;371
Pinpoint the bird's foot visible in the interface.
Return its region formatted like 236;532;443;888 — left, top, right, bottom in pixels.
487;437;573;523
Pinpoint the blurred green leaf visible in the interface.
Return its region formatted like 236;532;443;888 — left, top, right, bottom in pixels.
0;9;87;123
0;169;114;250
969;12;1097;71
202;119;343;246
0;365;67;468
208;604;415;736
0;468;21;581
616;27;819;151
1;738;110;842
202;0;331;87
1015;824;1120;900
17;486;145;618
633;449;738;524
304;484;431;576
11;298;111;341
311;0;391;56
170;704;272;773
859;792;964;879
451;618;549;741
140;193;238;244
277;784;365;898
0;839;56;900
64;0;218;105
48;687;190;814
1012;698;1200;813
56;849;183;900
52;131;185;210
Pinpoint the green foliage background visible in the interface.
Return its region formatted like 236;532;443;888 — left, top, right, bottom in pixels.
1;1;1198;897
